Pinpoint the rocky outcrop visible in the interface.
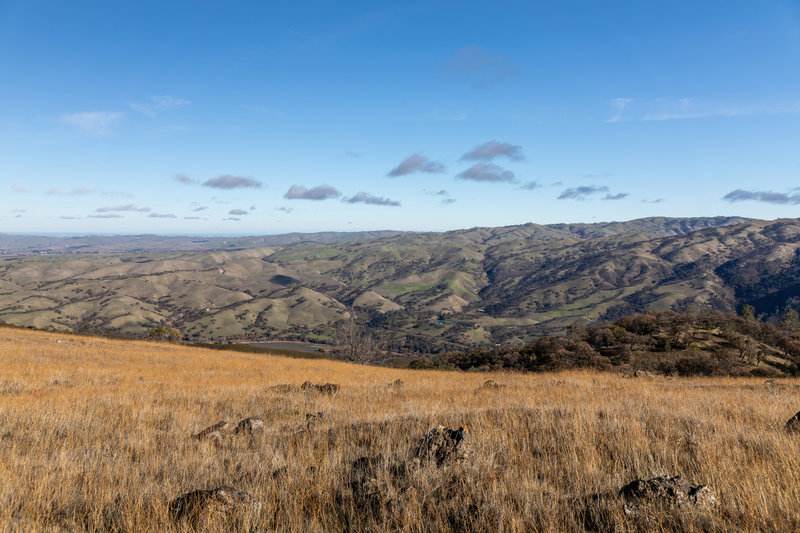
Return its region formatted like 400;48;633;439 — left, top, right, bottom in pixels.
785;410;800;432
168;486;260;525
476;379;506;392
413;425;472;466
194;417;264;442
619;476;716;515
193;420;232;442
234;417;264;435
301;381;339;394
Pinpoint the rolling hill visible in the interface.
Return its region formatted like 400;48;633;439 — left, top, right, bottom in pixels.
3;216;800;349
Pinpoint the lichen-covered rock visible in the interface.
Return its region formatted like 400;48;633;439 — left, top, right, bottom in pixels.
619;476;716;515
305;411;325;427
786;411;800;432
234;417;264;435
476;379;506;392
413;425;471;466
193;420;232;441
168;486;260;525
301;381;339;394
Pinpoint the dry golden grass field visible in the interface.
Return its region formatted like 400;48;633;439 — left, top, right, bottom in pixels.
2;326;800;532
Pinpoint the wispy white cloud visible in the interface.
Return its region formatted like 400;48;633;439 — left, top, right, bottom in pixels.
558;185;610;200
388;155;445;177
607;97;800;122
285;184;341;200
101;190;133;198
204;175;262;189
457;163;515;183
129;95;189;118
461;140;523;162
519;181;540;190
343;192;400;206
95;204;150;213
61;111;124;135
605;98;632;123
11;182;30;193
723;189;800;204
174;173;197;185
46;187;92;195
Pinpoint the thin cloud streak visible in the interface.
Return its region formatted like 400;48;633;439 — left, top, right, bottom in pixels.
174;174;197;185
129;95;189;118
457;163;515;183
61;111;124;135
607;97;800;122
203;175;262;189
606;98;632;123
343;192;400;206
558;185;610;200
723;189;800;204
388;155;445;177
461;140;523;161
95;204;151;213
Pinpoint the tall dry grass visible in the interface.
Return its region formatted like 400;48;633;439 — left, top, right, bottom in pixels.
1;327;800;532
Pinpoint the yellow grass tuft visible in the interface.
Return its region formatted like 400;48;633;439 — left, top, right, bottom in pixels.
1;327;800;531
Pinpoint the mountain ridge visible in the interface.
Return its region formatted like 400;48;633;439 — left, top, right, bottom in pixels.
3;215;798;350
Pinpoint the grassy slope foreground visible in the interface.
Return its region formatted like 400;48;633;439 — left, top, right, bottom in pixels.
2;328;800;531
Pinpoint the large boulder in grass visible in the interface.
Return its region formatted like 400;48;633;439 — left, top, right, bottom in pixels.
413;425;472;466
194;420;232;442
301;381;340;394
786;411;800;432
169;486;260;526
619;476;716;515
475;379;506;393
234;417;264;435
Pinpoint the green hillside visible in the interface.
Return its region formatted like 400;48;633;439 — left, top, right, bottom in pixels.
3;216;799;350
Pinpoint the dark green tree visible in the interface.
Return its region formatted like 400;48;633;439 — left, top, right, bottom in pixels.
148;326;182;343
740;304;756;322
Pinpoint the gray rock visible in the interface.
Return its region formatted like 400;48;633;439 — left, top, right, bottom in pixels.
168;486;260;525
193;420;232;442
301;381;340;394
234;417;264;435
413;425;472;466
476;379;506;392
786;411;800;432
619;475;716;515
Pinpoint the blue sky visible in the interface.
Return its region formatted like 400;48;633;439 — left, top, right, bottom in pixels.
1;1;799;235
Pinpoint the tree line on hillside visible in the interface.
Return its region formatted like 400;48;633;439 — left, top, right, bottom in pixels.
410;308;800;377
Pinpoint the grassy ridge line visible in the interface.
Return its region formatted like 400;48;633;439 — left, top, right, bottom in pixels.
2;327;800;531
